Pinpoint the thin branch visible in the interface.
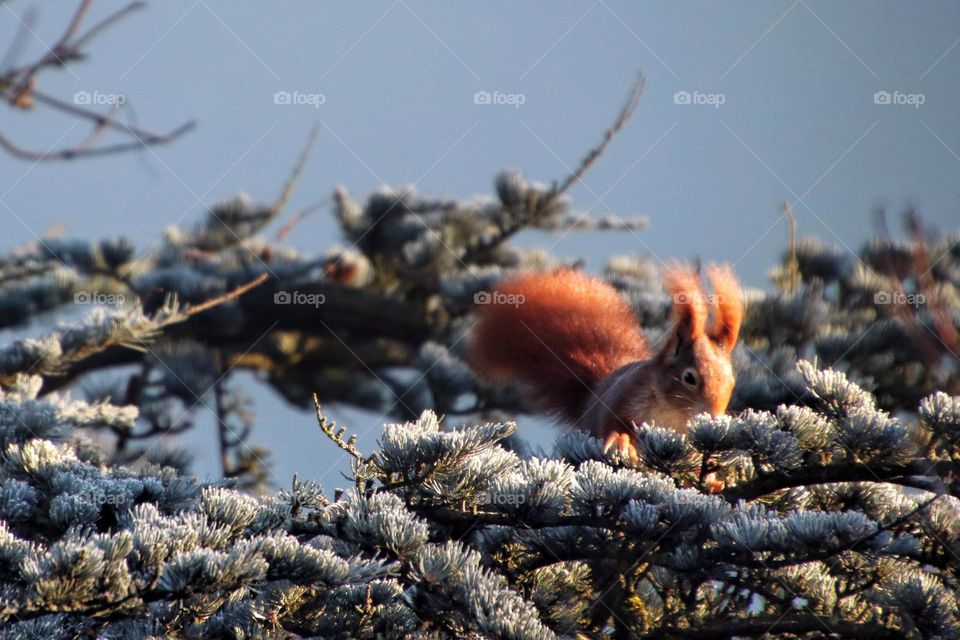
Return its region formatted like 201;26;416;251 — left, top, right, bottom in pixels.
722;458;960;502
4;0;137;86
550;72;644;199
72;2;147;49
376;462;440;492
31;91;195;141
73;102;122;154
462;74;644;263
0;115;195;161
0;7;37;71
641;614;901;640
0;0;193;161
213;372;235;478
271;122;321;215
781;201;800;294
25;274;271;378
58;0;96;46
406;503;612;530
313;393;364;461
275;199;329;242
176;272;269;319
40;282;437;395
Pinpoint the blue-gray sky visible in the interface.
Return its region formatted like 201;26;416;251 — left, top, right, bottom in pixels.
1;1;958;487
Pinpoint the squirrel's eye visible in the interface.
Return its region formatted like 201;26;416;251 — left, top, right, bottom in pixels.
682;369;698;387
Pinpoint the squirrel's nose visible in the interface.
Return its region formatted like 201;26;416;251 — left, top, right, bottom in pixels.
711;397;731;416
703;393;730;416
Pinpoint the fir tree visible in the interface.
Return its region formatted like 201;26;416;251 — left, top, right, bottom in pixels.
1;3;959;637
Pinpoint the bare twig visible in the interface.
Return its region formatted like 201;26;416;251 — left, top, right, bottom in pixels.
275;199;329;242
271;122;321;215
52;274;270;371
0;114;195;161
0;7;37;71
550;72;645;199
722;457;960;502
72;2;147;49
0;0;193;161
31;91;195;141
3;0;137;90
463;74;645;262
781;201;800;294
73;102;122;154
176;273;269;320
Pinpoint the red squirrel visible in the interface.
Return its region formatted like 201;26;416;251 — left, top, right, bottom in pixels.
468;265;743;461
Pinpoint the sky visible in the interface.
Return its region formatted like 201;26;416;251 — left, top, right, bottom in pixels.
1;1;958;488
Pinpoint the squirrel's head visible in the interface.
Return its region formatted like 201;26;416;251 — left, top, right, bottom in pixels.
652;263;742;422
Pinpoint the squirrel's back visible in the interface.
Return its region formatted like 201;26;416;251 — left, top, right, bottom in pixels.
468;269;648;423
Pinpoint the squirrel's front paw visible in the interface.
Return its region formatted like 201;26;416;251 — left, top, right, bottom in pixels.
603;431;639;464
703;472;725;494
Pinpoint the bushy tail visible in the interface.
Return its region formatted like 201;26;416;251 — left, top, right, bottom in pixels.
468;269;648;423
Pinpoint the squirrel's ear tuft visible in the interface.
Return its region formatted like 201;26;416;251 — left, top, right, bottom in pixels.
705;263;742;352
661;263;707;353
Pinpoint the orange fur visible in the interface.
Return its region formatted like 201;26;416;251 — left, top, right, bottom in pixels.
705;264;742;352
468;269;648;422
469;264;743;463
660;263;709;342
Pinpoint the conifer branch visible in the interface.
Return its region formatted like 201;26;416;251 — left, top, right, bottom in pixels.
723;457;960;502
313;393;364;461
